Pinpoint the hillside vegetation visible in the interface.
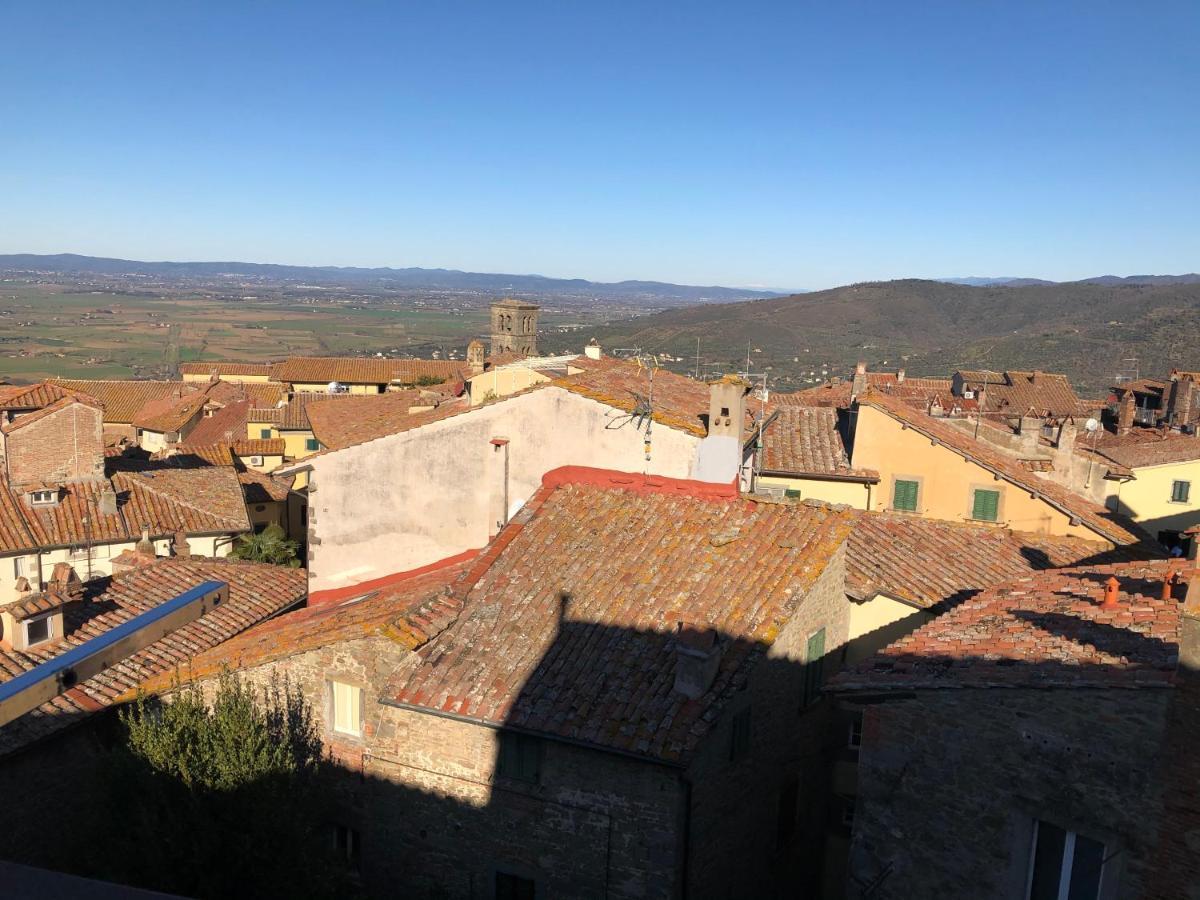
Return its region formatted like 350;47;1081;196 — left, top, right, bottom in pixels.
553;279;1200;395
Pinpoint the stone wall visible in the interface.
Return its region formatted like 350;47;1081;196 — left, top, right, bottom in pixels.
846;688;1171;898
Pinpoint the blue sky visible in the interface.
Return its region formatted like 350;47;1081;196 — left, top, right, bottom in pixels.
1;1;1196;289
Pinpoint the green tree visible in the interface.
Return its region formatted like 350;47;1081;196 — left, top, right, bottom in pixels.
92;673;359;899
230;523;301;567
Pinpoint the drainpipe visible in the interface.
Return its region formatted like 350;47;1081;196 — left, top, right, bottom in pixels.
491;438;510;530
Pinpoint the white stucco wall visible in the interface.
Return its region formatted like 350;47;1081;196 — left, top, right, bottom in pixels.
306;387;704;590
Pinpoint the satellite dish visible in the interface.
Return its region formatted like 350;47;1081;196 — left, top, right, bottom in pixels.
1084;418;1100;433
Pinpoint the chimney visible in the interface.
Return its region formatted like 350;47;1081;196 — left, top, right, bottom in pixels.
98;486;117;517
1117;390;1136;436
1102;575;1120;609
466;340;485;376
1019;415;1042;455
673;622;722;699
171;530;191;558
48;562;83;601
694;376;750;485
584;339;602;361
896;368;906;384
851;362;868;401
1056;419;1077;455
136;524;155;556
1167;375;1197;428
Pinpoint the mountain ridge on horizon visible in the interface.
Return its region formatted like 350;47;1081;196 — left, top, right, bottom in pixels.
0;252;786;303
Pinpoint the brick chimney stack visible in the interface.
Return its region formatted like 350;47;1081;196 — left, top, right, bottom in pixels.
851;362;868;401
1117;390;1136;436
466;340;485;376
896;368;906;384
673;622;722;699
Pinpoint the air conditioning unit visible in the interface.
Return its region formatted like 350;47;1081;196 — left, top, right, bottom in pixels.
962;390;975;400
755;483;786;499
247;455;264;466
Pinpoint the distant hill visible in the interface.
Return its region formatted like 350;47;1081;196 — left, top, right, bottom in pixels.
560;278;1200;394
941;274;1200;287
0;253;780;304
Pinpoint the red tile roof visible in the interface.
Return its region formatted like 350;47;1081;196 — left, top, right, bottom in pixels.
760;407;877;479
0;462;250;553
387;469;853;762
0;557;306;756
178;362;274;377
143;559;472;691
180;398;253;446
831;560;1187;691
0;382;98;413
270;357;466;387
52;380;284;424
956;369;1096;417
0;395;103;436
305;392;463;450
554;357;717;437
1084;428;1200;469
846;511;1158;609
775;372;954;409
861;391;1147;546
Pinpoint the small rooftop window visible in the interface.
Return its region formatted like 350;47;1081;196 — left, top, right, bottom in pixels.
28;489;57;507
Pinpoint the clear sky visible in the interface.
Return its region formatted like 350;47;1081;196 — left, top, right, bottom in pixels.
2;1;1196;289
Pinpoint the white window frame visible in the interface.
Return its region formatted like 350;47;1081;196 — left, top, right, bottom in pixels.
1026;819;1106;900
29;490;56;506
25;615;52;647
12;555;29;579
329;679;363;737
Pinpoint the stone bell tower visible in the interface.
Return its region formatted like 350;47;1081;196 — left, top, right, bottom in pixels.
489;298;539;358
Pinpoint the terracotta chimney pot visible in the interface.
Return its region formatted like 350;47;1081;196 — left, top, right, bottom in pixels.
1102;576;1121;609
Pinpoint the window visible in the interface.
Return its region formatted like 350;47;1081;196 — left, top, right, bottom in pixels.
971;488;1001;522
305;438;320;452
495;872;536;900
1027;819;1106;900
848;713;863;748
332;824;361;870
497;731;542;783
775;776;799;849
69;545;90;561
25;616;51;646
329;680;362;737
840;795;856;829
784;488;802;499
29;490;56;507
1171;480;1191;503
729;707;752;761
892;479;919;512
12;556;28;580
801;628;826;708
260;428;272;439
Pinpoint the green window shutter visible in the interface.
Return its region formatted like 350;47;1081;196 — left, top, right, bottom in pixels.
305;438;319;452
893;479;918;511
1172;480;1191;503
784;488;802;499
972;489;1000;522
260;428;272;439
802;628;827;707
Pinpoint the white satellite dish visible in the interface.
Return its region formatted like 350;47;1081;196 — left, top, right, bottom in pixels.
1084;417;1100;433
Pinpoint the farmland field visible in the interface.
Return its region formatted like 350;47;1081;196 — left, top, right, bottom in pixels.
0;282;596;382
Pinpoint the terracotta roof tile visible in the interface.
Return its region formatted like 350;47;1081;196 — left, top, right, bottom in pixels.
831;560;1187;691
305;392;462;450
52;380;284;424
846;511;1159;609
387;472;854;762
0;382;99;413
0;557;305;756
1085;428;1200;469
862;391;1147;546
554;357;717;437
957;369;1096;417
178;362;274;377
760;407;876;479
144;560;472;689
270;357;466;386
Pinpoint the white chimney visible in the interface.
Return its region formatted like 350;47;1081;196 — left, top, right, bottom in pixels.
584;339;602;360
694;376;749;485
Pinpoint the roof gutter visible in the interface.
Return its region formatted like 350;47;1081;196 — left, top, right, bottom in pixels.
759;468;880;484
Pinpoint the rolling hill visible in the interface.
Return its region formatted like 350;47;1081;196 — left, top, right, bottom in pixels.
551;279;1200;395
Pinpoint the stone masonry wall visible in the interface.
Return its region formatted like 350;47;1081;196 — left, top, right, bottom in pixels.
684;538;850;898
848;688;1170;899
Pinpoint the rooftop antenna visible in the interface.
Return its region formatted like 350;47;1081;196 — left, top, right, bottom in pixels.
604;351;660;473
